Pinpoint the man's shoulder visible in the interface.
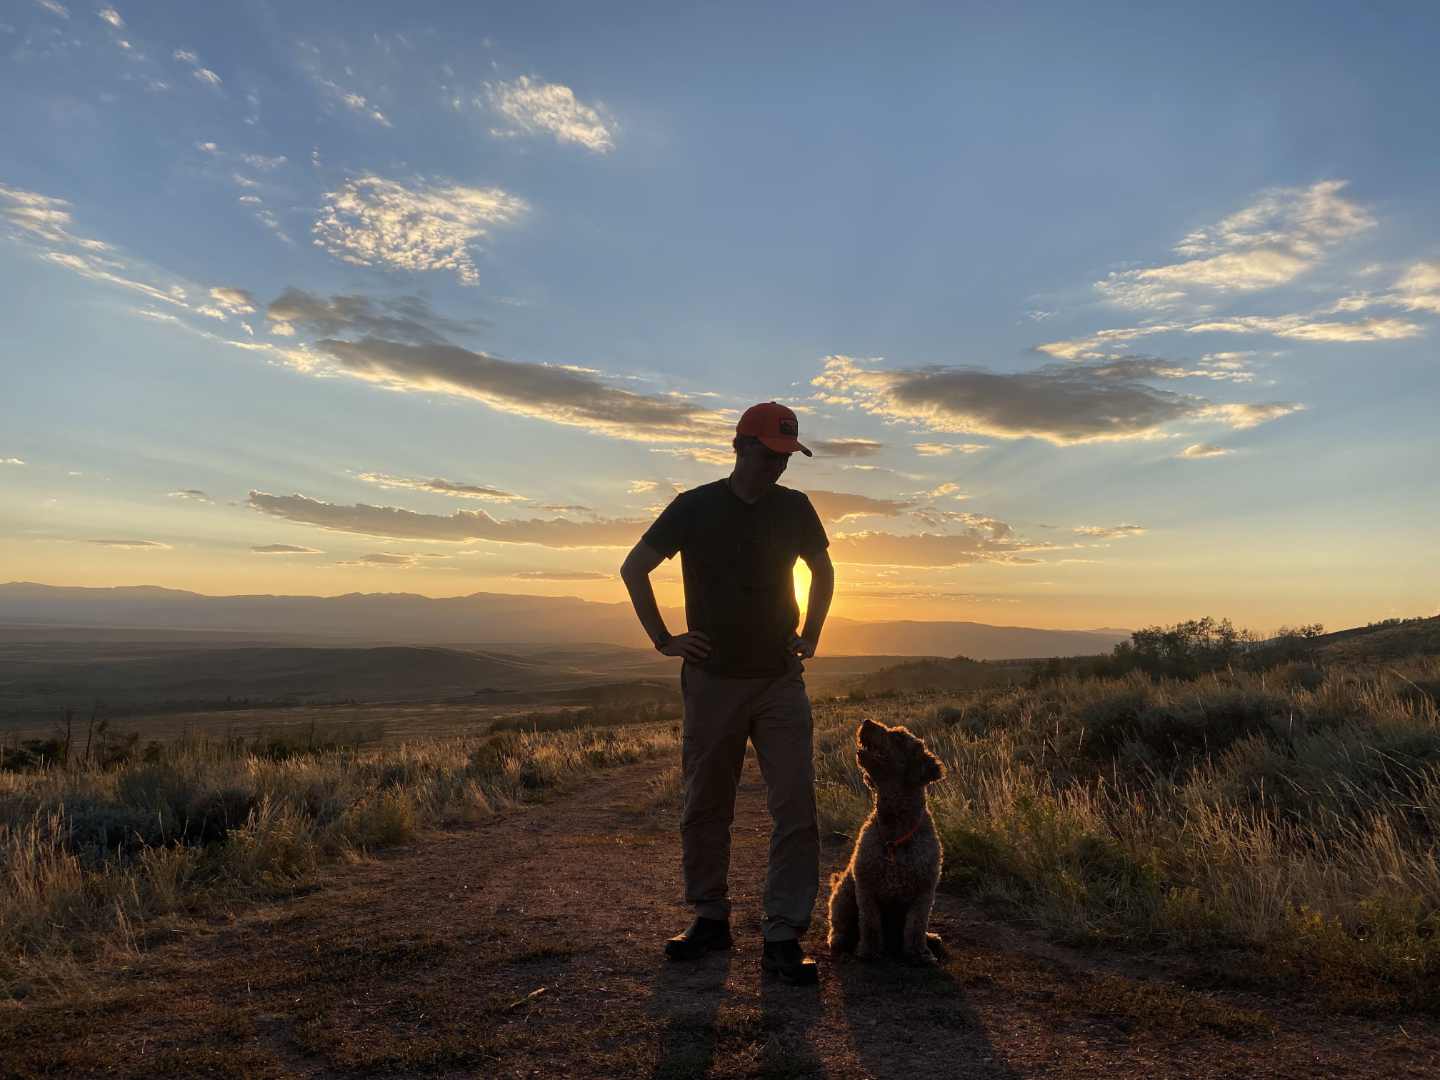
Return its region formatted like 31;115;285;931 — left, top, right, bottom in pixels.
773;484;814;508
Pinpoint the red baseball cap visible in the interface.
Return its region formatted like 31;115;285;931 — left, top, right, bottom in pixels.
737;401;812;456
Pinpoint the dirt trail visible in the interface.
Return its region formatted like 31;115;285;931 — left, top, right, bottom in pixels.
8;752;1440;1078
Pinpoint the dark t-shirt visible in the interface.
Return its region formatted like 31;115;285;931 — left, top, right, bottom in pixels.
641;479;829;678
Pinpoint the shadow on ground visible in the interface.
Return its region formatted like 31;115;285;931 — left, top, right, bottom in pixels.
832;940;1020;1080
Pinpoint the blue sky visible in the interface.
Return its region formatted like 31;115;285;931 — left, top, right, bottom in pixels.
2;0;1437;631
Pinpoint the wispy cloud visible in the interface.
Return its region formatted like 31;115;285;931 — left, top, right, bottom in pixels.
513;570;611;580
805;490;912;524
267;288;481;344
337;552;416;567
829;526;1038;568
1074;524;1146;539
315;78;391;127
313;176;526;284
1;457;24;465
813;355;1301;445
34;1;68;20
97;7;122;29
251;543;323;555
1096;180;1374;309
485;76;615;152
913;442;988;456
357;472;527;503
1179;443;1233;459
649;446;734;466
248;491;646;548
810;437;884;457
167;489;212;502
208;286;256;315
627;480;659;494
173;48;222;88
87;538;170;549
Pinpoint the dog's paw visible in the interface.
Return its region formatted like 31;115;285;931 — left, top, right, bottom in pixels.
925;931;948;960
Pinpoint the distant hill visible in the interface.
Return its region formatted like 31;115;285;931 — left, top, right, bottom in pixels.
838;656;1027;696
0;583;1129;660
1306;616;1440;664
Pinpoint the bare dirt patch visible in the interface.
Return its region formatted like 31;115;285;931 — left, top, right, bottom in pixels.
4;752;1439;1078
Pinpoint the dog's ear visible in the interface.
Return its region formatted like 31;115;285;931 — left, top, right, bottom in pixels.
857;718;884;746
906;747;945;787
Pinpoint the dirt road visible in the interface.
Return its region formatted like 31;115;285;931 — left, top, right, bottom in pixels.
7;753;1439;1078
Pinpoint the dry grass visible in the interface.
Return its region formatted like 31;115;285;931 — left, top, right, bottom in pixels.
813;654;1440;1011
0;723;676;998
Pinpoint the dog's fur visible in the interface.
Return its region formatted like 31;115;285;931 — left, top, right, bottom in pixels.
827;718;947;965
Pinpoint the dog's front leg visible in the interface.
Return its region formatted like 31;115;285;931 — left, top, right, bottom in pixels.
901;884;939;966
854;881;885;961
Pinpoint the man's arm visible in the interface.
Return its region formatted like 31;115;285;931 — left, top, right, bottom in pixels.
793;547;835;658
619;540;711;661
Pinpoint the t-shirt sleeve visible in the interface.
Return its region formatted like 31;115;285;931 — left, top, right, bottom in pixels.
640;492;690;560
795;493;829;558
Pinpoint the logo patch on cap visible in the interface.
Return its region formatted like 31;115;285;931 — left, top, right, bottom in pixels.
778;418;798;436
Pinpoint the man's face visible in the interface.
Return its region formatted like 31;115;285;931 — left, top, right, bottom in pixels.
738;440;790;486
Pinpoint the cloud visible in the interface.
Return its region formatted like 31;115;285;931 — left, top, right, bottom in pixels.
921;482;966;499
1;457;24;465
315;79;391;127
87;539;170;549
34;1;68;19
813;355;1301;445
208;286;256;315
1390;261;1440;314
173;48;223;88
1074;524;1146;538
649;446;734;466
810;437;884;457
1184;314;1422;342
485;76;615;152
1196;401;1306;429
309;338;733;445
267;288;480;344
97;7;122;28
1096;180;1375;309
357;472;526;503
627;480;659;495
167;489;212;502
513;570;611;580
248;491;646;548
338;552;416;567
0;184;110;250
313;175;526;284
239;153;287;171
1035;324;1179;361
1179;443;1233;459
829;526;1035;568
913;442;988;456
537;503;593;514
251;543;324;554
804;490;912;524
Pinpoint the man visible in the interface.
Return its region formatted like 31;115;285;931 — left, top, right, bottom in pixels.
620;401;835;986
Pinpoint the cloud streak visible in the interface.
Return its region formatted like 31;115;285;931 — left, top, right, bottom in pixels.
358;472;526;503
248;491;646;548
1096;180;1375;309
813;355;1301;445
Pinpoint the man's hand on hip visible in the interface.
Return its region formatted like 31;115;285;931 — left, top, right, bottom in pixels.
660;631;712;661
786;633;817;660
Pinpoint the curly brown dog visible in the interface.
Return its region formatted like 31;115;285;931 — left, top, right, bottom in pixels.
827;718;947;965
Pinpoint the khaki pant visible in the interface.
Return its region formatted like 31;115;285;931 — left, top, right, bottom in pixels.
679;657;819;942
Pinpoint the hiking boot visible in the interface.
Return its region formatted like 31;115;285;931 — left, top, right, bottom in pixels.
761;938;819;985
664;916;733;961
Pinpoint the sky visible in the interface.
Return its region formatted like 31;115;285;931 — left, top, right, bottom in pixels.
1;0;1437;633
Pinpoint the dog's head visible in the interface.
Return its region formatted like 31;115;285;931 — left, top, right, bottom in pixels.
855;718;945;792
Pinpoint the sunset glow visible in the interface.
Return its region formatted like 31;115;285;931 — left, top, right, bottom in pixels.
2;4;1437;634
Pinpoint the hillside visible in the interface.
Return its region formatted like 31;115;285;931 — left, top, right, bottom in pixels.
1309;616;1440;663
838;655;1026;696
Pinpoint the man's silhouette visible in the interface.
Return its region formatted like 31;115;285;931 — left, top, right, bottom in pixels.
620;401;835;985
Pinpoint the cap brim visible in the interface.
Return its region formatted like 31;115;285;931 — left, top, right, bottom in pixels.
758;436;812;457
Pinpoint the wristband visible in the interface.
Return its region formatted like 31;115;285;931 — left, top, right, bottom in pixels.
654;630;673;651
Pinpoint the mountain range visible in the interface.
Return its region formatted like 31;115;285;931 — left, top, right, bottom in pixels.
0;583;1129;660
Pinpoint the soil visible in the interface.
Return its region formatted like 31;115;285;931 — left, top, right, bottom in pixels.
5;752;1440;1078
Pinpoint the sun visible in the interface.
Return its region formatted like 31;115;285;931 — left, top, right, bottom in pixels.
793;559;811;620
